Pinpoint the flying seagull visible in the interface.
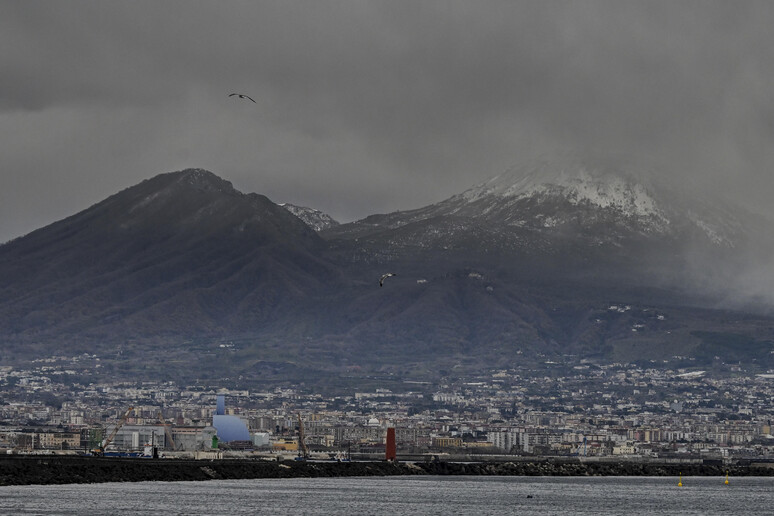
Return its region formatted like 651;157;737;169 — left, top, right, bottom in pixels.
379;273;396;287
229;93;256;103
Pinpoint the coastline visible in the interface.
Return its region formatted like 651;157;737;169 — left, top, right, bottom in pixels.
2;456;773;486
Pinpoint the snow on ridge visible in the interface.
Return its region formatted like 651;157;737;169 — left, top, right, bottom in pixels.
694;219;728;246
464;161;667;221
686;211;736;247
457;157;745;246
281;203;340;232
360;154;748;248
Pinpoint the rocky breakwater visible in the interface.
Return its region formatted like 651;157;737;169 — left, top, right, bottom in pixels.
0;456;414;485
416;460;774;477
1;456;773;486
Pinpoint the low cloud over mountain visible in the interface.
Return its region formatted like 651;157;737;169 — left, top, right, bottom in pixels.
2;160;773;384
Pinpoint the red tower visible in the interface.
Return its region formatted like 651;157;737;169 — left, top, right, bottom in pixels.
386;427;396;461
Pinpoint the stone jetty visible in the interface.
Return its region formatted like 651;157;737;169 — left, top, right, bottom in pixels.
1;456;772;486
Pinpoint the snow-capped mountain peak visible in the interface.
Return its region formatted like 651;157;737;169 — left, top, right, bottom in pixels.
281;203;340;232
446;153;757;247
325;154;753;252
462;155;665;221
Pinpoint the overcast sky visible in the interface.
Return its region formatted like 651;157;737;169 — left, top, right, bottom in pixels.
2;0;773;243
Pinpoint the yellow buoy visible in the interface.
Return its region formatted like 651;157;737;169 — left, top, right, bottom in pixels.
678;472;682;487
725;471;729;485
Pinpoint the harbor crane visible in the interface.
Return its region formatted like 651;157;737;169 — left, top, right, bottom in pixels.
93;406;134;456
157;409;177;451
297;413;310;460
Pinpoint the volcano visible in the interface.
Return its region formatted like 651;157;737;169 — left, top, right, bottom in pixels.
1;159;773;385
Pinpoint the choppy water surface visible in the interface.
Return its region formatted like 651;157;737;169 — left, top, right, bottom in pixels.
1;475;770;515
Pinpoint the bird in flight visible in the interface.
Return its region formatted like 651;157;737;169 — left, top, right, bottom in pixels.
229;93;256;103
379;273;396;287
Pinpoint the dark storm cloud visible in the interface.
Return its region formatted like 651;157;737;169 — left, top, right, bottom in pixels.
2;0;774;242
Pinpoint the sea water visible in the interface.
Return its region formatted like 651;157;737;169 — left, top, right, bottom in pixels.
1;475;771;515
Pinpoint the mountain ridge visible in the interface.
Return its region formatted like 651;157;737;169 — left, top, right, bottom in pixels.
0;168;337;359
320;156;764;306
324;155;748;249
280;203;340;232
1;162;773;385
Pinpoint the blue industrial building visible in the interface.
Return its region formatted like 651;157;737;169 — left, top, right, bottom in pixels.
211;395;250;442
